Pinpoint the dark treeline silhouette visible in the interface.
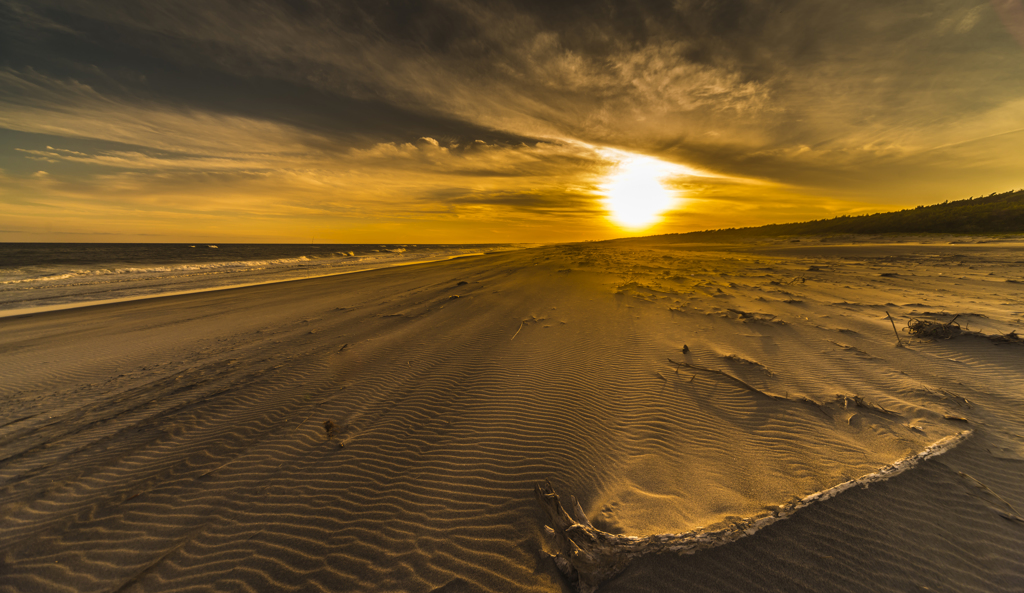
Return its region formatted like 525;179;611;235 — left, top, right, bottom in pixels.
655;189;1024;241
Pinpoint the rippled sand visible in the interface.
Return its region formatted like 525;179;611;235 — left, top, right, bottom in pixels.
2;237;1022;592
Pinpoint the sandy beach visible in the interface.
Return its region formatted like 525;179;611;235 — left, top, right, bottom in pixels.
1;237;1022;592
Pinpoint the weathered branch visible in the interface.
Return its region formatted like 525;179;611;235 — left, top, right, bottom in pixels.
537;430;971;592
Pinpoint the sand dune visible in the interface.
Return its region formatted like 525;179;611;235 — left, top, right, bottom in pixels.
1;238;1022;592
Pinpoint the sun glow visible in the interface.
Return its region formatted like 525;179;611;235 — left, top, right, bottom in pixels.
601;153;685;229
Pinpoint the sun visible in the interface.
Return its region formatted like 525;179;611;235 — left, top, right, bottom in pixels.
601;154;683;229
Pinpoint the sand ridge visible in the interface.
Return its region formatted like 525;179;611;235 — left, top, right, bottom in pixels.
1;238;1022;592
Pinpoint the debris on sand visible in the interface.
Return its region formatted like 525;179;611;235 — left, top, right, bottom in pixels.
905;315;1022;344
989;330;1022;344
668;358;783;400
723;309;781;323
907;317;962;339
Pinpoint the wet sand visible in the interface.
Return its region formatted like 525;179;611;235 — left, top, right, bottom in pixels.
2;237;1022;592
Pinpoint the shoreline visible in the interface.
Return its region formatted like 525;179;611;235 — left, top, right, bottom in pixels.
0;251;490;320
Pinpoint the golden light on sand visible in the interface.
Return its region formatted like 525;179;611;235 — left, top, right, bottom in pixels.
601;154;683;229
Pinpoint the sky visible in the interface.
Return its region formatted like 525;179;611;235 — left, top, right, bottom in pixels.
1;0;1023;244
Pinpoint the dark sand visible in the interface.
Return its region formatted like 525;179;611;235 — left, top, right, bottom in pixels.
1;238;1022;592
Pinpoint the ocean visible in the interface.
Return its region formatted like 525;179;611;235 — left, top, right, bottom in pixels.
0;243;524;316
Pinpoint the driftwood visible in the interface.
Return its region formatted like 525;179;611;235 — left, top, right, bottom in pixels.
536;430;971;593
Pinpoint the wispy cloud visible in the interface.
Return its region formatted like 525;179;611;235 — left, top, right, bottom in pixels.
0;68;324;159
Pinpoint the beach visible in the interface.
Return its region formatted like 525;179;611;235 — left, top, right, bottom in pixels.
1;237;1022;592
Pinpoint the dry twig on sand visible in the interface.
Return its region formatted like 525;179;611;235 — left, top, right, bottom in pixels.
886;311;904;347
667;358;783;400
536;431;971;593
835;394;896;415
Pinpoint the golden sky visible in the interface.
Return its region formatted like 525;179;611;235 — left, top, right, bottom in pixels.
2;0;1023;243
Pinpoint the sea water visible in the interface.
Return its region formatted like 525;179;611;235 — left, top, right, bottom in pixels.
0;243;523;315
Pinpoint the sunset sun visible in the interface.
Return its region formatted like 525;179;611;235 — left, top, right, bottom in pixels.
602;154;683;229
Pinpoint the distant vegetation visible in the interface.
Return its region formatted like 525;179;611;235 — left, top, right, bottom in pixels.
662;189;1024;240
